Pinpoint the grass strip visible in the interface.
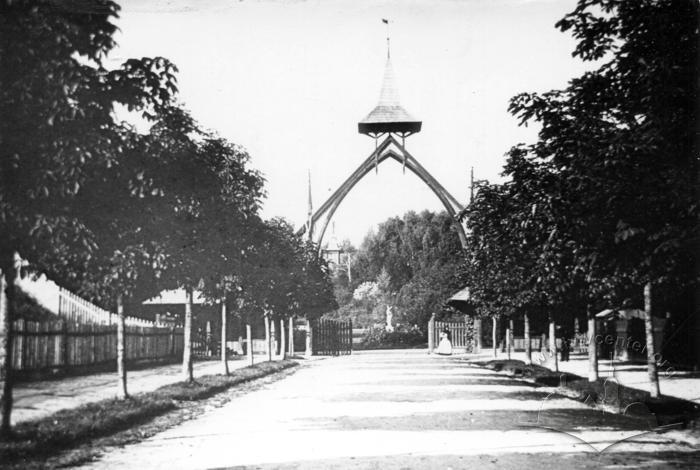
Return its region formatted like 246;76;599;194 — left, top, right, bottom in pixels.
472;359;700;427
0;359;298;467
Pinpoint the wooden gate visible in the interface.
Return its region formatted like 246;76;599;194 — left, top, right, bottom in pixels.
311;319;352;356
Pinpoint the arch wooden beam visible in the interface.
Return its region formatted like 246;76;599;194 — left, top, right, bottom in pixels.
300;135;467;251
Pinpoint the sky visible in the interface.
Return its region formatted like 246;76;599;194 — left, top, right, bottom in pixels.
112;0;593;246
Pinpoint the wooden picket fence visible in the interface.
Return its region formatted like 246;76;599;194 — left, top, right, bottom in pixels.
58;287;156;327
9;319;183;374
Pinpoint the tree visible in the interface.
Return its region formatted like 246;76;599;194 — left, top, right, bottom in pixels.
239;218;336;359
0;0;177;433
507;0;699;393
348;211;464;330
143;106;266;381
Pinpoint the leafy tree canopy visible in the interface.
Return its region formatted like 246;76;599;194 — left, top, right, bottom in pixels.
332;210;464;329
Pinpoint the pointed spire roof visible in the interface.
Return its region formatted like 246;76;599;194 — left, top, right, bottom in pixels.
324;221;341;251
358;54;422;136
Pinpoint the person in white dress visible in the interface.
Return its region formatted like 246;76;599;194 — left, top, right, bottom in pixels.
436;327;452;355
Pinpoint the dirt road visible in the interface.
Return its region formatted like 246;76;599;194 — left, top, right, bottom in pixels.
80;350;699;469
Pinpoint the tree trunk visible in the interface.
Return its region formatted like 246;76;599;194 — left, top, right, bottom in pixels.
524;313;531;365
182;288;194;382
492;316;498;358
271;315;278;356
0;260;17;436
116;294;128;398
246;322;253;366
549;313;558;372
587;303;598;382
288;317;294;357
265;314;272;362
279;317;286;360
221;299;229;375
427;313;435;353
474;318;482;353
644;282;661;398
506;320;512;360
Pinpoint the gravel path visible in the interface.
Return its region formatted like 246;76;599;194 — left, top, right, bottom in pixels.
79;350;699;469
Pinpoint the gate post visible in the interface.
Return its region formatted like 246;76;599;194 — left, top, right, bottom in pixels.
305;318;313;356
428;313;435;354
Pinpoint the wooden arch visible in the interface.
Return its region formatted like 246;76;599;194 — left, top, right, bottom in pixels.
301;134;467;250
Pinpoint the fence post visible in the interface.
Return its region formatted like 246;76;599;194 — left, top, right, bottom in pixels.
170;326;176;357
60;320;69;368
474;317;482;353
427;313;435;354
91;323;97;365
16;319;26;371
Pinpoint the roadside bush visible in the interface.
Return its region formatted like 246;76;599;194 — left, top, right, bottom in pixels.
357;326;425;350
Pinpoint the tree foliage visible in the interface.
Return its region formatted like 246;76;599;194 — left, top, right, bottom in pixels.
0;0;178;283
243;218;336;322
1;0;325;429
461;0;699;371
333;210;464;329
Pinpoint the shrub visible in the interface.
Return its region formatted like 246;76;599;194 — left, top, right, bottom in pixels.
357;326;425;350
